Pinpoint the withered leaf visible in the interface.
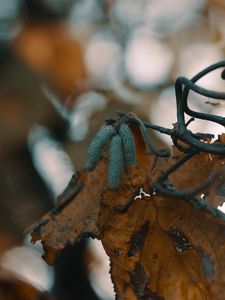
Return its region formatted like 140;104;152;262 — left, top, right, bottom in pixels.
101;187;225;299
31;126;225;300
31;126;154;265
169;136;225;207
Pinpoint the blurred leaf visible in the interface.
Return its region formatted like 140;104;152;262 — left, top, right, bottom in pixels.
12;22;86;95
209;0;225;10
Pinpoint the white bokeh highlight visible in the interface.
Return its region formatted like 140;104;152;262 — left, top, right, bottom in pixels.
124;34;174;87
69;92;107;141
88;239;114;300
1;246;53;291
85;36;122;86
178;43;224;90
28;126;75;198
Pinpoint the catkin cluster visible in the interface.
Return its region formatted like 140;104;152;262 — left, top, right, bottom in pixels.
87;123;136;189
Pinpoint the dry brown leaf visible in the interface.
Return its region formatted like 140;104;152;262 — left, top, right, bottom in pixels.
101;188;225;300
169;137;225;207
31;126;154;265
31;126;225;300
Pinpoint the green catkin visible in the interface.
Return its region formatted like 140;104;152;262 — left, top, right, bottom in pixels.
118;123;136;168
108;134;124;189
87;125;116;171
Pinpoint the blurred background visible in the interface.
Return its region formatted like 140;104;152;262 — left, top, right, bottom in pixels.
1;0;225;299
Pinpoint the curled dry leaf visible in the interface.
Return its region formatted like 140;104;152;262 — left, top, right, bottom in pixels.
31;125;225;300
169;134;225;208
31;126;154;265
